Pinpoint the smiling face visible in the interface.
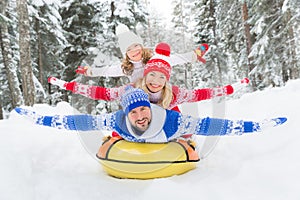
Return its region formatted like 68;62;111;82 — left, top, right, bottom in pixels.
145;71;167;93
126;43;143;62
127;106;152;132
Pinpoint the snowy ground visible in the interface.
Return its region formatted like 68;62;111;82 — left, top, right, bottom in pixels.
1;80;300;200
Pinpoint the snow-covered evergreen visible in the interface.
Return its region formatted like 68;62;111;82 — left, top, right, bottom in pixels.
1;0;300;115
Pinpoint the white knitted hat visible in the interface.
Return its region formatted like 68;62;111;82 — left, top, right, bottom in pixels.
116;24;143;56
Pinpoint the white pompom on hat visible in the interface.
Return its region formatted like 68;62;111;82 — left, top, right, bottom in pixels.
116;24;143;56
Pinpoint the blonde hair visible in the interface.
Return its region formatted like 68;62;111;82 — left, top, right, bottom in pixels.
121;47;153;76
135;77;173;109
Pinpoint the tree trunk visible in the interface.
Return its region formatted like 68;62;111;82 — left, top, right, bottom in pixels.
0;100;3;120
35;19;44;86
180;0;186;51
209;0;222;83
35;18;45;103
144;0;153;46
0;0;24;108
286;9;299;80
17;0;35;106
241;2;253;71
241;2;256;88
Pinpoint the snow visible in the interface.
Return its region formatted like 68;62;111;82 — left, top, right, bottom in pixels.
1;79;300;200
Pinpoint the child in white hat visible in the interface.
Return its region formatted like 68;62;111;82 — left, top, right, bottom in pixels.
76;24;207;83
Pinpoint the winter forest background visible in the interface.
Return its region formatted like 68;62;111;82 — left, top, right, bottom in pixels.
0;0;300;119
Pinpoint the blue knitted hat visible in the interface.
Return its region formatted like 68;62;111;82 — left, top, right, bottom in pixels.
121;86;151;115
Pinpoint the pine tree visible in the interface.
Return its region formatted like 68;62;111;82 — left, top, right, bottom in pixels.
192;0;225;87
172;0;187;51
249;0;299;88
216;0;249;83
168;0;194;88
31;1;68;80
281;0;299;80
17;0;35;106
59;0;100;81
0;0;24;110
29;1;68;103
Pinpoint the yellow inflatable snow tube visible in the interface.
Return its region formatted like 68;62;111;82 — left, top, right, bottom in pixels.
96;136;200;179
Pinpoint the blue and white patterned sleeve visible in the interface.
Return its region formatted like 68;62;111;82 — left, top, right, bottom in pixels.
177;115;286;136
195;117;259;135
14;107;117;131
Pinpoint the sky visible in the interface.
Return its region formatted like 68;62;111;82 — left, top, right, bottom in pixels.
1;79;300;200
148;0;173;21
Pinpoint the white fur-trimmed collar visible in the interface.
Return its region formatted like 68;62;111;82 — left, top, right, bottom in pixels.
130;60;144;68
148;90;162;103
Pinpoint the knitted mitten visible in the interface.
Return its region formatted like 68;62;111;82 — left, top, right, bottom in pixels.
194;43;209;63
76;66;87;74
231;117;287;134
212;85;234;96
231;77;250;92
212;78;249;96
14;107;52;127
15;107;69;129
48;77;75;91
256;117;287;131
76;66;93;76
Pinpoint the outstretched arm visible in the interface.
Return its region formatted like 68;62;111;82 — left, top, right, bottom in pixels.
196;78;250;99
76;64;125;77
171;78;249;106
48;77;126;101
169;44;209;65
177;115;286;136
14;107;117;131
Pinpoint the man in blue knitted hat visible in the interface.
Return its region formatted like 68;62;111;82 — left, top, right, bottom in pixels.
119;86;151;133
14;86;287;143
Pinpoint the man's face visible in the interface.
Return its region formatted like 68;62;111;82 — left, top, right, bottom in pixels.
127;106;152;132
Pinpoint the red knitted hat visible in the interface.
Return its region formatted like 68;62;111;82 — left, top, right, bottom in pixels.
143;42;172;80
